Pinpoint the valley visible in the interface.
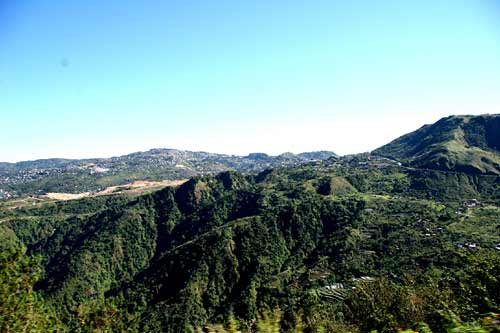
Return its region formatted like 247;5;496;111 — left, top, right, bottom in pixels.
1;114;500;333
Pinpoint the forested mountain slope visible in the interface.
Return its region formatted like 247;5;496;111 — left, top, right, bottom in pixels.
373;114;500;175
1;155;500;332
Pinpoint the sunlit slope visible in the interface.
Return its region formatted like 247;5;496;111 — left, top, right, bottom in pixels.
374;114;500;174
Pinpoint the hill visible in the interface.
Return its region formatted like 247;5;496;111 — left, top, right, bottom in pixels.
373;114;500;175
1;118;500;332
1;155;499;332
0;149;336;199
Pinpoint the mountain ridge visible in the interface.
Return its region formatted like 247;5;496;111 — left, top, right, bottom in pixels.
4;113;500;200
0;148;337;199
0;148;338;167
2;115;500;331
2;156;499;332
373;114;500;175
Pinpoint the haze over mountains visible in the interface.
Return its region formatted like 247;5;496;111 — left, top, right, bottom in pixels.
1;114;500;332
2;114;500;200
4;0;500;330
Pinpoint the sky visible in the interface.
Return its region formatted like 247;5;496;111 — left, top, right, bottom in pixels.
1;1;500;162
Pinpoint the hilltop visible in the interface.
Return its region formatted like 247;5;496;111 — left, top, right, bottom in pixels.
373;114;500;175
1;151;499;332
0;149;336;199
4;114;500;201
1;115;500;332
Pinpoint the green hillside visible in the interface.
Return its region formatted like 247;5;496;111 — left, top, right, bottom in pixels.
0;149;336;199
374;114;500;175
1;155;500;332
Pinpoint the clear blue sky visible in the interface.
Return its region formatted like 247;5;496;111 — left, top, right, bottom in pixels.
1;1;500;162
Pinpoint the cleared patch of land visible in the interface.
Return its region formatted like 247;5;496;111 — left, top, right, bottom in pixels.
42;179;187;201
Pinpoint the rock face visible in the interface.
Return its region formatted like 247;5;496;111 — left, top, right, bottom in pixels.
373;114;500;175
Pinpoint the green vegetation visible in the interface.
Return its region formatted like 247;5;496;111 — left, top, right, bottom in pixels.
1;159;499;332
0;149;336;198
1;115;500;332
0;226;59;332
374;114;500;175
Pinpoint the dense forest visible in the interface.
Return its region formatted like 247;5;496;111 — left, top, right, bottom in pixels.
1;154;500;332
1;115;500;332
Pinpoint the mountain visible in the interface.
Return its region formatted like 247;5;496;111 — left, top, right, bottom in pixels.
298;150;339;160
0;149;336;199
373;114;500;175
1;153;499;332
2;118;500;332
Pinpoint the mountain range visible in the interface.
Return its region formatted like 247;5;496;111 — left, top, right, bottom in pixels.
1;114;500;333
3;114;500;201
0;149;336;199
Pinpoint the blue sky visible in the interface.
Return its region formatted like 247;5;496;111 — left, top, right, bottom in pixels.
1;1;500;162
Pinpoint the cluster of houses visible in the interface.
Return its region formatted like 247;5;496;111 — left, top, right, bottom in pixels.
0;189;12;200
457;242;479;250
0;162;115;196
0;168;61;186
456;199;481;214
77;164;110;174
323;154;403;170
366;155;403;168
